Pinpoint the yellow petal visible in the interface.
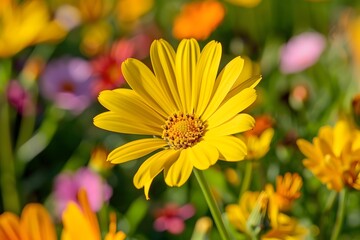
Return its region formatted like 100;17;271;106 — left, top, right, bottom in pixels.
195;40;222;116
121;58;174;116
206;88;256;128
108;138;168;164
0;213;22;240
225;75;262;102
21;204;56;240
77;189;100;238
205;136;247;161
133;149;179;199
231;56;260;90
175;39;200;112
150;39;181;109
206;114;255;136
333;120;351;157
296;139;320;160
202;57;244;120
98;89;165;126
61;203;99;240
164;150;194;187
188;141;219;170
94;112;162;135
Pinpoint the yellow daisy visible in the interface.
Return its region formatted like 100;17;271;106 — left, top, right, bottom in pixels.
94;38;261;199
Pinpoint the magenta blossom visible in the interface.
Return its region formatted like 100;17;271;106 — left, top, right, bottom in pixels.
280;32;326;74
153;203;195;235
7;80;34;115
40;57;94;114
53;167;112;218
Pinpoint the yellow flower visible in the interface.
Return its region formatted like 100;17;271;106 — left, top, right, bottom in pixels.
116;0;154;24
226;191;268;235
172;1;225;40
77;0;113;23
297;120;360;191
89;146;114;173
226;190;307;239
241;115;274;160
94;38;261;199
0;0;67;58
262;213;308;240
0;203;57;240
224;0;262;8
62;189;126;240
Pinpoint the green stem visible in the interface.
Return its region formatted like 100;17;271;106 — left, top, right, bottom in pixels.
16;106;64;169
16;44;56;151
239;160;253;198
193;169;230;240
0;87;21;214
331;189;347;240
323;190;337;213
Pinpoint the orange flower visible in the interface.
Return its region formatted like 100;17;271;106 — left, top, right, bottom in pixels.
172;0;225;40
244;115;273;138
0;203;57;240
266;173;303;212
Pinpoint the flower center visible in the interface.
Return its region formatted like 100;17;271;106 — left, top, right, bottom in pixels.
162;112;205;150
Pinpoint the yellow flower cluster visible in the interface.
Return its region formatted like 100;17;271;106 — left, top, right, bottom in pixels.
297;120;360;191
0;0;67;57
226;172;306;239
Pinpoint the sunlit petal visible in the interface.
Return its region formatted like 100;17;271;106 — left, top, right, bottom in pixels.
164;150;193;186
94;112;162;135
205;136;247;161
206;114;255;136
108;138;168;164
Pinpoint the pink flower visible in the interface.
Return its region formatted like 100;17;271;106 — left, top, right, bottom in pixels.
153;203;195;235
53;167;112;218
280;32;326;74
6;80;35;115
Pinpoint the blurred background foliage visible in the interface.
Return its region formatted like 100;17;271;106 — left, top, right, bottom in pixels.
1;0;360;239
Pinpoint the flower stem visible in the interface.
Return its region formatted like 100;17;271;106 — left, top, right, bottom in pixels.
331;189;347;240
239;160;253;198
193;169;230;240
0;60;21;214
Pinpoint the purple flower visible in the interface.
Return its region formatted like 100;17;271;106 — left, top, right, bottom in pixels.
40;57;94;114
53;167;112;218
280;32;326;74
153;203;195;235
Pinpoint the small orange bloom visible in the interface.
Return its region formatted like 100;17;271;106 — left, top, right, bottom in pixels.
245;115;273;138
241;115;274;160
173;0;225;40
274;173;302;211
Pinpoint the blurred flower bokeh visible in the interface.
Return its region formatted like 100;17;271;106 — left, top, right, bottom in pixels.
2;0;360;239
